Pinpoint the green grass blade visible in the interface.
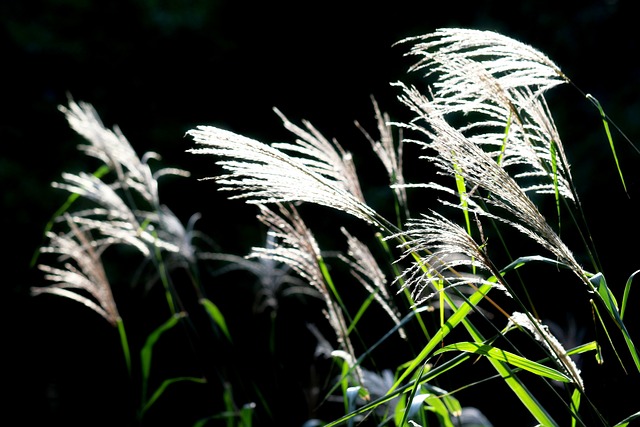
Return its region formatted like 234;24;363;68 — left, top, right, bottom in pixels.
497;112;513;167
200;298;232;342
347;290;377;336
590;300;625;370
613;411;640;427
587;94;628;195
116;317;132;377
141;376;207;417
406;393;430;426
500;255;568;274
453;161;471;236
140;313;186;403
570;388;581;427
434;342;572;384
324;353;471;427
566;340;598;357
399;361;431;427
441;290;558;426
589;273;640;372
389;283;493;394
621;270;639;320
239;402;255;427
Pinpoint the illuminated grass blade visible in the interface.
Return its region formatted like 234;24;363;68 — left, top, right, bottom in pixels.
587;94;627;195
140;313;186;407
621;270;639;320
433;342;572;384
116;318;132;376
613;411;640;427
590;273;640;372
570;388;581;427
200;298;232;342
389;283;493;393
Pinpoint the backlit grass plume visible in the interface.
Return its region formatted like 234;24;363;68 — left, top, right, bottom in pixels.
53;99;194;263
356;97;408;219
187;111;379;226
249;203;364;384
391;210;512;305
339;227;406;339
398;28;575;204
33;214;120;326
508;311;584;391
61;99;190;208
395;86;584;278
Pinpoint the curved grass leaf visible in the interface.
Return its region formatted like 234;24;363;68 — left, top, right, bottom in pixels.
586;94;627;195
589;273;640;372
141;376;207;417
200;298;232;342
399;361;431;427
613;410;640;427
140;313;186;404
621;270;639;320
406;393;430;425
389;283;493;394
327;353;471;427
434;342;572;384
116;318;132;376
442;294;558;427
570;388;581;427
499;255;568;275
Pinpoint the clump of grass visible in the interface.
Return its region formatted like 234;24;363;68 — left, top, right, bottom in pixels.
33;28;640;426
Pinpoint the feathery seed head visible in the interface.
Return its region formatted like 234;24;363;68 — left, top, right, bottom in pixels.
339;227;406;338
396;28;575;203
391;211;511;305
356;97;408;216
33;215;120;326
508;311;584;391
187;114;379;226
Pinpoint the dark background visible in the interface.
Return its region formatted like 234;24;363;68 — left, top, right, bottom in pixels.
3;0;640;426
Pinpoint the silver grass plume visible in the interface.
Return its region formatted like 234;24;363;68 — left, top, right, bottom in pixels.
56;99;196;262
397;28;575;202
273;108;365;203
187;112;379;226
400;28;568;102
389;211;511;306
395;84;585;279
249;203;363;384
33;215;120;326
355;97;408;215
52;172;177;257
52;172;156;256
61;99;190;208
508;312;584;391
338;227;406;339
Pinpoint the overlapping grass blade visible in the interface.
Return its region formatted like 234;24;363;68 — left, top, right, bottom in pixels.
433;341;572;383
